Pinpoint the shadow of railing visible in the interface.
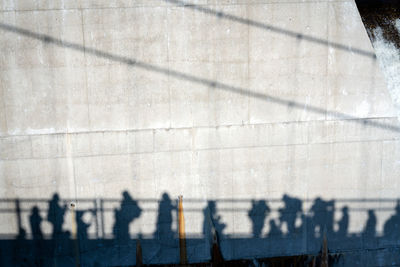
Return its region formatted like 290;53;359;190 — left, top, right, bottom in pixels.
0;22;399;134
165;0;376;58
1;193;400;266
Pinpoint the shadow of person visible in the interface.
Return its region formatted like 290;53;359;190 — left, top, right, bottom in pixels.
76;210;90;242
77;208;98;256
248;200;270;238
112;191;142;244
278;194;302;236
337;206;349;238
29;206;44;266
203;201;226;241
384;200;400;240
151;193;180;262
363;209;377;240
267;219;283;238
310;197;335;238
47;193;71;260
154;193;176;242
202;200;226;263
47;193;67;240
30;206;43;240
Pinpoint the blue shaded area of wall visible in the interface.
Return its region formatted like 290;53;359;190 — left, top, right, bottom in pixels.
1;193;400;266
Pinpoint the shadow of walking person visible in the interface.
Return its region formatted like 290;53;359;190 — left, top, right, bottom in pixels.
362;209;377;247
47;193;71;264
384;200;400;242
47;194;67;240
203;200;226;264
154;193;176;242
29;206;44;266
364;209;377;238
203;201;226;241
248;200;270;238
76;210;90;242
76;209;94;252
112;191;142;244
278;194;302;236
30;206;43;241
337;206;349;239
310;197;335;239
152;193;178;263
267;219;283;239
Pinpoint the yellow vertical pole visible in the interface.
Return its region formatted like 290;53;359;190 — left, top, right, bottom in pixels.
178;195;187;265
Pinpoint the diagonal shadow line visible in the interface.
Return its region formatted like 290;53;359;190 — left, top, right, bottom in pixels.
0;22;399;133
165;0;376;59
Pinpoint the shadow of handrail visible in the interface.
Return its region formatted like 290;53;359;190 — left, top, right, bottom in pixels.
165;0;376;59
0;22;399;133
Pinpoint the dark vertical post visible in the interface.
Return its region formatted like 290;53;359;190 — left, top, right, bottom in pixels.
15;199;24;238
100;199;105;238
136;239;143;266
321;229;328;267
94;199;99;238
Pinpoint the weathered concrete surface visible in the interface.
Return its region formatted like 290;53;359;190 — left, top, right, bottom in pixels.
1;0;400;266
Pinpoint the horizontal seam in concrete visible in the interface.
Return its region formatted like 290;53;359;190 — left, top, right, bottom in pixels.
1;138;398;162
0;1;354;13
0;116;398;139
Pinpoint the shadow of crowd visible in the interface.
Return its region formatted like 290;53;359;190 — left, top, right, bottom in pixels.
2;192;400;266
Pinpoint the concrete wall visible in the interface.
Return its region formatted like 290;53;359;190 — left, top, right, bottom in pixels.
1;0;400;266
